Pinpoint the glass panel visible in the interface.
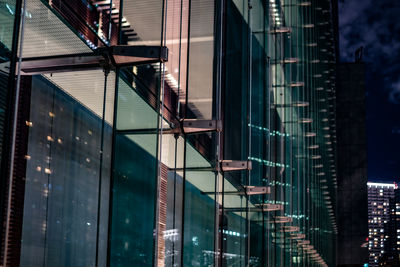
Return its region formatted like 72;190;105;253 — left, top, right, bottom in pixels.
164;169;184;266
0;1;18;265
0;0;16;171
186;0;215;120
109;73;160;266
222;181;247;267
0;0;16;49
117;80;158;130
183;170;215;266
19;70;115;267
163;0;189;118
21;0;92;57
121;0;163;46
110;133;157;266
223;209;247;266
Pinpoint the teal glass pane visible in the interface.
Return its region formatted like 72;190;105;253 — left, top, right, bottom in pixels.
110;73;159;267
116;80;158;130
223;206;247;266
0;0;16;49
183;170;215;266
110;133;157;266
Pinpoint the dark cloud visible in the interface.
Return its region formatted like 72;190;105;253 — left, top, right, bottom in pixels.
339;0;400;103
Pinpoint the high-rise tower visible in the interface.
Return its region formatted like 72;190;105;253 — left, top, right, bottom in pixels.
367;182;397;266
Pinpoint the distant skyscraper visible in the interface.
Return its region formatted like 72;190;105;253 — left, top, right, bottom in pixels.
336;61;368;266
381;188;400;265
367;182;397;266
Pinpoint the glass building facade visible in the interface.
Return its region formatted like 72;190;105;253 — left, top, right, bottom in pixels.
0;0;337;266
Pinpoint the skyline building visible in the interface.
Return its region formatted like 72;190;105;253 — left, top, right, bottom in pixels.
0;0;338;266
381;187;400;265
336;59;368;266
367;182;397;266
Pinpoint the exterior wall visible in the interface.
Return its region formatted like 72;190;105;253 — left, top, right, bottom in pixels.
336;62;369;266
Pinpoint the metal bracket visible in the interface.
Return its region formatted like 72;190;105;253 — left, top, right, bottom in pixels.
280;226;300;232
268;27;291;34
297;240;310;245
222;202;282;214
220;160;252;172
202;186;270;196
289;233;306;240
181;119;222;134
222;207;263;213
245;186;270;195
272;216;293;224
3;45;168;75
271;58;299;64
102;45;168;66
256;203;283;211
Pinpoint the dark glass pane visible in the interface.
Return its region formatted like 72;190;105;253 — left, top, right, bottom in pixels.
20;72;113;267
0;0;16;175
183;171;215;266
110;133;157;266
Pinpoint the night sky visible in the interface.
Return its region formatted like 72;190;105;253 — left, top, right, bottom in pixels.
339;0;400;183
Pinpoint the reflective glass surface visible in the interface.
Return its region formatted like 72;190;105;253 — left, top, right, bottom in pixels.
0;0;339;266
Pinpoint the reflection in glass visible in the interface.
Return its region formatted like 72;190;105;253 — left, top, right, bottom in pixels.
20;74;113;267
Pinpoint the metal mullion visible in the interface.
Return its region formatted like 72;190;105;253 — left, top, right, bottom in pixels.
179;0;192;264
106;0;123;263
2;0;26;265
0;0;23;260
245;1;253;265
154;0;168;265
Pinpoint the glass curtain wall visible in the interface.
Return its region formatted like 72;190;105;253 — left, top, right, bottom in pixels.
1;0;117;266
266;0;337;266
0;0;338;266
